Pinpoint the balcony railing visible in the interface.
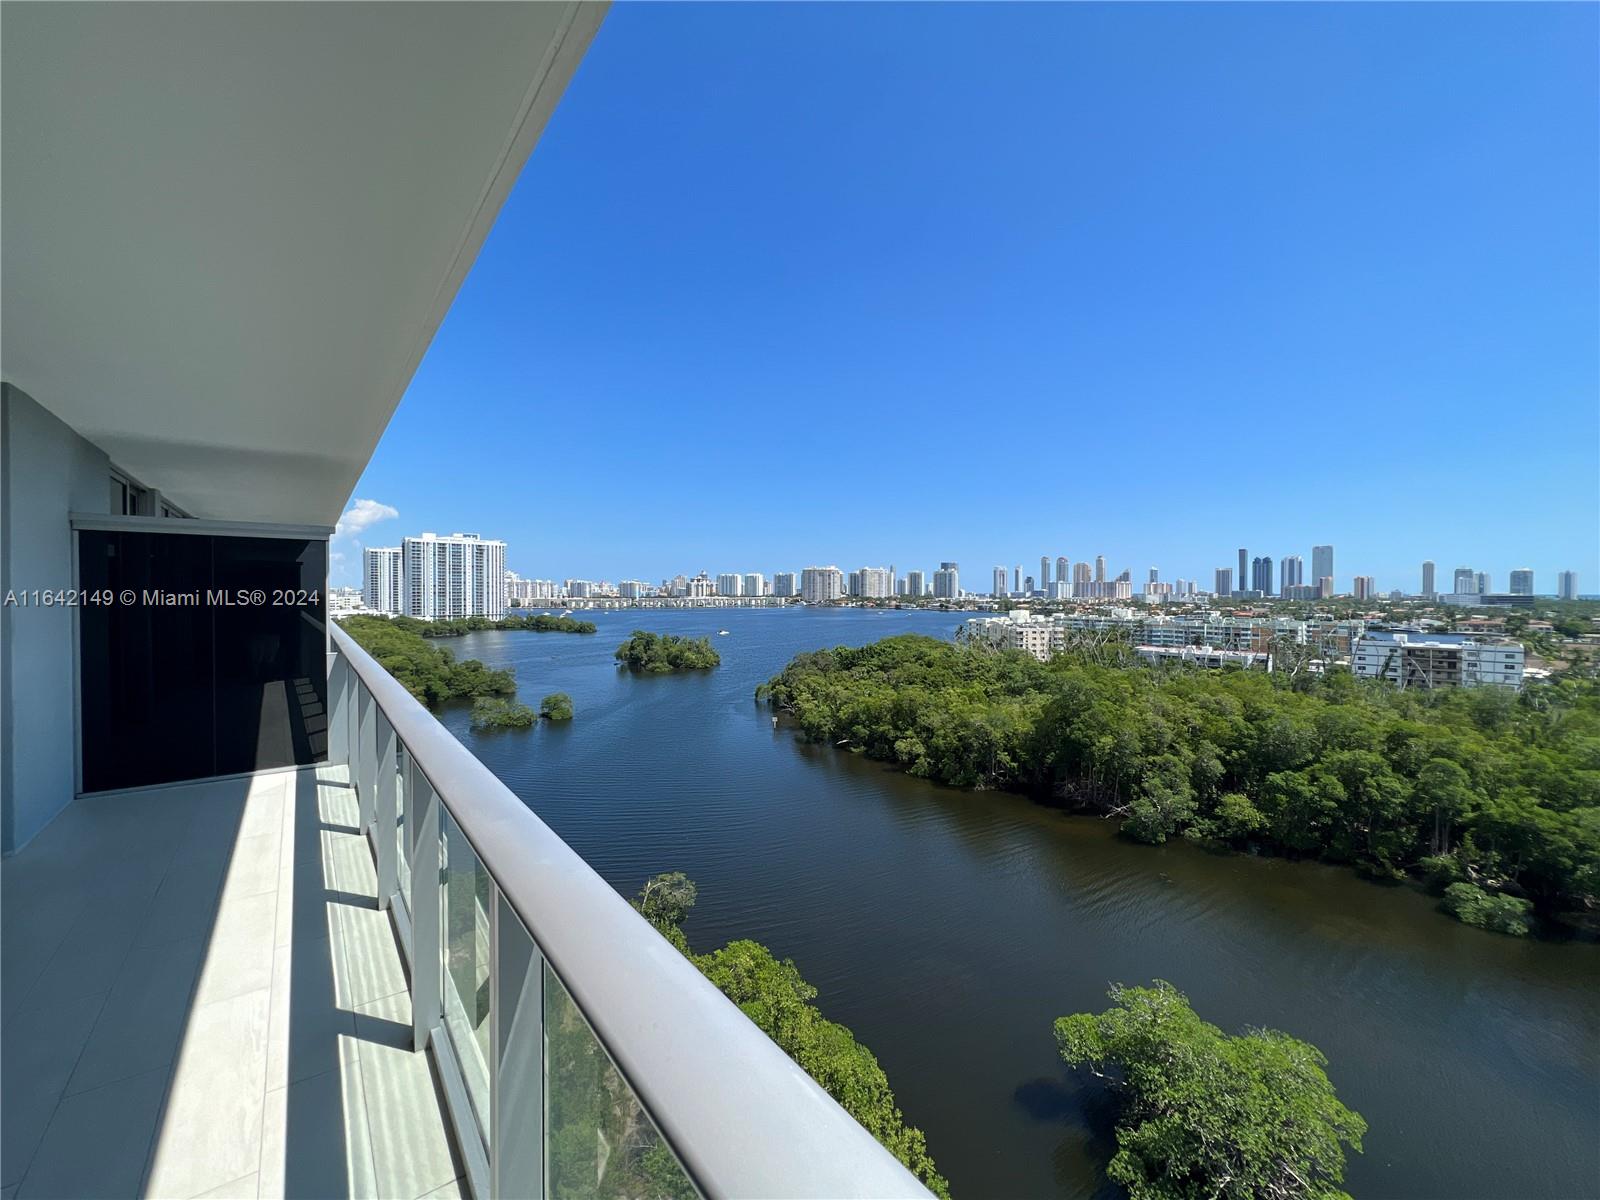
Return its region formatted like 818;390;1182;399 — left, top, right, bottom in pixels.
327;622;929;1200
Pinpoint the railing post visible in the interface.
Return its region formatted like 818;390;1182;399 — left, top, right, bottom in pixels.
374;711;398;910
411;776;443;1054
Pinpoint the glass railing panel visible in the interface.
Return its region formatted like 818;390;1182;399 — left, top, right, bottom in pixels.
441;809;492;1136
544;960;697;1200
494;893;544;1198
395;743;411;910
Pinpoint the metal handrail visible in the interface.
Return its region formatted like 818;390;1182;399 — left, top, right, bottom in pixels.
329;622;930;1200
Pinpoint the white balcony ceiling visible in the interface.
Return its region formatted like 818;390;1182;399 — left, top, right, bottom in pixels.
2;2;603;525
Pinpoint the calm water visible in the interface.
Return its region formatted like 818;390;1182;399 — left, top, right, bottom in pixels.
442;608;1599;1199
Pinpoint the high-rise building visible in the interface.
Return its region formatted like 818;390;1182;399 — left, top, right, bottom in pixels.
851;566;894;599
906;569;926;597
402;532;506;620
1453;567;1475;594
363;546;401;614
933;563;960;599
1508;568;1534;596
1250;556;1274;596
1280;555;1304;596
1237;548;1248;595
1024;575;1035;595
1353;575;1377;600
1094;555;1106;583
1148;567;1159;584
1421;560;1436;598
992;566;1008;598
1073;561;1092;588
1317;576;1334;599
1475;571;1491;595
744;572;765;597
800;566;843;603
1040;557;1050;592
1013;565;1022;593
1312;545;1334;591
1056;556;1069;584
1558;570;1579;601
772;571;798;598
716;573;744;597
1214;567;1233;595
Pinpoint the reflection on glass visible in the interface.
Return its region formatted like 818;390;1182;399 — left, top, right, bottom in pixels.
544;962;697;1199
441;811;491;1133
396;745;411;909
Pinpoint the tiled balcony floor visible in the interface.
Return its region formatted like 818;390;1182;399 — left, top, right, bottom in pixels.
2;765;463;1199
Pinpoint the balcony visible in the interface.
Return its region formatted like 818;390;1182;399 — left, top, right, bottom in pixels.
0;625;928;1199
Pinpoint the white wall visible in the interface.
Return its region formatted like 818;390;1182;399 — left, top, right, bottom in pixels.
1;384;112;851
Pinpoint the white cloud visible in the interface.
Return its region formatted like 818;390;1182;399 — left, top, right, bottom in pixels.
335;498;399;540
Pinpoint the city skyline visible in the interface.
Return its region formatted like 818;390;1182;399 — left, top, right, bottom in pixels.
344;4;1597;593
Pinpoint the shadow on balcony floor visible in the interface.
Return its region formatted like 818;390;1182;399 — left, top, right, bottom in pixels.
1;765;463;1199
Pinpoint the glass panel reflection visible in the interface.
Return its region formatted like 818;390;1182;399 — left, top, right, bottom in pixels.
396;744;411;910
544;962;696;1199
441;811;491;1134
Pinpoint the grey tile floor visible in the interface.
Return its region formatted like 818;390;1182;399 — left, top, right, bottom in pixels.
2;765;463;1199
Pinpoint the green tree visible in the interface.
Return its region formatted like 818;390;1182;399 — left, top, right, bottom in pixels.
614;631;721;673
469;697;535;730
1055;981;1365;1200
540;692;574;721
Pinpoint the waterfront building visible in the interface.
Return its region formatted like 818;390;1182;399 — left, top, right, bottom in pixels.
1453;566;1476;594
906;569;926;597
1509;568;1534;595
618;580;651;600
1422;560;1436;597
851;566;894;599
1312;544;1334;588
716;572;744;597
686;572;717;598
992;566;1007;598
801;565;844;603
363;545;402;614
744;572;765;598
1352;632;1524;690
772;571;798;598
933;562;960;599
1559;570;1579;600
1214;567;1233;595
329;585;366;614
402;531;506;620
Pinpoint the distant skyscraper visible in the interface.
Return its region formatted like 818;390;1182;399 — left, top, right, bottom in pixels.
1558;570;1579;600
800;566;843;603
1014;565;1021;593
1453;567;1475;594
744;572;765;597
1421;560;1436;597
1353;575;1376;600
992;566;1008;598
363;546;401;614
1040;557;1050;592
1073;561;1092;590
933;563;960;599
1237;548;1248;595
717;573;743;597
1094;555;1106;583
1475;571;1491;595
401;532;506;620
1509;568;1534;595
1056;556;1069;584
1214;567;1234;595
1024;575;1035;595
1250;556;1273;596
852;566;894;599
906;569;926;597
1148;566;1159;584
1280;555;1304;596
1312;545;1334;591
772;572;798;598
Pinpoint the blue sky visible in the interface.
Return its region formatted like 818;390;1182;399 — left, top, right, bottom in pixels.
340;3;1598;594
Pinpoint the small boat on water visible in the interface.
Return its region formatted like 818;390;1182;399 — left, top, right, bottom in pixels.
717;629;730;636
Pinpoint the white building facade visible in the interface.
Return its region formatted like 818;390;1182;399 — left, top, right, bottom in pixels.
363;545;402;614
402;531;506;620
